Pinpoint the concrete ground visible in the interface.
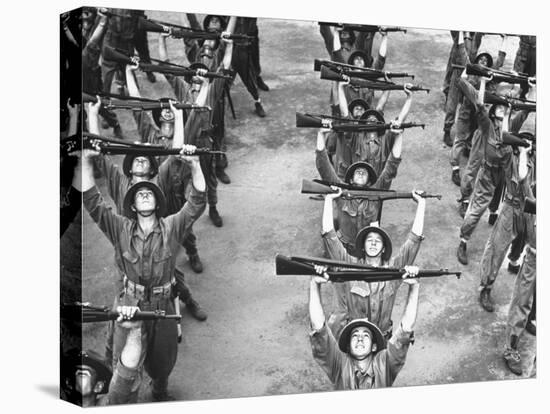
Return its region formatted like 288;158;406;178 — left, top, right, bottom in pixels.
63;12;535;403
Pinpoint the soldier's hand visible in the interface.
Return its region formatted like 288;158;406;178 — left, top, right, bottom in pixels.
390;120;403;133
481;73;493;82
196;68;208;77
378;27;388;36
67;98;80;115
179;144;198;163
528;77;536;88
402;265;419;285
342;74;351;85
168;100;182;118
128;57;140;71
326;186;343;200
319;127;332;135
403;83;413;97
312;265;330;284
116;306;143;329
411;189;426;204
221;31;233;44
87;96;102;114
97;7;108;17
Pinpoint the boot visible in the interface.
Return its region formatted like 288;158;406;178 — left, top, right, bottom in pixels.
503;335;523;375
443;130;453;147
216;168;231;184
507;261;520;274
254;102;266;117
451;169;461;187
209;206;223;227
488;212;498;225
186;297;207;321
479;288;495;312
188;253;203;274
151;390;176;402
457;241;468;265
146;71;156;83
257;76;269;91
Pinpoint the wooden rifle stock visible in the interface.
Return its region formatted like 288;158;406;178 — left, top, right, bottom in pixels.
465;64;530;85
61;303;182;323
524;197;536;214
275;255;461;282
501;132;530;148
318;22;406;33
315;60;413;80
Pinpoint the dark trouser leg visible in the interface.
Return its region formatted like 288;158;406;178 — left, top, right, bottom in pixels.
460;131;484;200
489;170;505;213
133;27;151;63
460;164;497;241
199;153;218;207
232;47;260;101
212;99;228;171
181;230;198;257
528;288;536;321
509;219;526;262
250;23;261;75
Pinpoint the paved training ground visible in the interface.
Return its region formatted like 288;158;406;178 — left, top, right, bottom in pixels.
65;13;535;401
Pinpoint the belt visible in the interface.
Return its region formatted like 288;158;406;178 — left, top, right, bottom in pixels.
122;275;173;302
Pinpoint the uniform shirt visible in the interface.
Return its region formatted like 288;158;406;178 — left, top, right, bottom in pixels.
316;148;401;246
310;322;413;389
322;229;422;333
458;78;512;168
82;183;205;305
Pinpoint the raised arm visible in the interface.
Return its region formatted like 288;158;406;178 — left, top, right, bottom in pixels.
398;277;420;333
170;100;185;148
316;128;341;183
375;90;390;113
322;187;342;233
410;190;426;237
85;8;108;47
395;84;413;125
338;81;349;118
125;61;141;99
309;275;329;330
494;35;507;70
67;99;80;136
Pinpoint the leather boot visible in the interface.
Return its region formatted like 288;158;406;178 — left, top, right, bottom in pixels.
257;76;269;91
459;200;469;218
254;102;266;117
188;253;203;273
443;130;453;147
525;320;536;336
146;71;156;83
503;335;523;375
216;168;231;184
479;288;495;312
507;261;520;274
186;297;207;321
457;241;468;265
488;212;498;225
209;206;223;227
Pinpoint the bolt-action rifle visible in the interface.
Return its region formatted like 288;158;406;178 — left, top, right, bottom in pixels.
275;255;461;282
60;132;225;157
61;302;182;323
483;92;536;113
318;22;406;33
296;112;426;132
82;92;211;112
452;63;534;85
320;66;429;92
301;179;441;201
314;59;414;80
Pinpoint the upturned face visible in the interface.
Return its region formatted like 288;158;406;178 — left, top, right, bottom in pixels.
364;232;384;258
477;55;489;67
349;326;374;360
352;167;370;186
352;56;366;67
207;16;222;32
352;105;366;119
134;187;157;214
131;156;151;177
74;366;96;397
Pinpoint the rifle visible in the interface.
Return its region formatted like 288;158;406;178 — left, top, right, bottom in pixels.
320;67;429;92
225;84;236;120
61;302;182;323
501;132;531;148
275;255;461;282
314;59;414;80
482;92;536;113
102;46;232;80
296;112;426;132
301;179;441;200
312;179;395;192
60;132;225;157
137;17;254;42
462;64;533;85
319;22;407;33
82;92;211;112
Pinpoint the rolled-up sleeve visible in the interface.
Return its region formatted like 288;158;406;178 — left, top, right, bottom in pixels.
375;153;401;190
323;229;351;261
164;183;206;242
82;186;125;246
316;149;341;183
391;232;423;268
310;323;343;384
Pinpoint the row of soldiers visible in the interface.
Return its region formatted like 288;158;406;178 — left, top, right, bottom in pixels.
60;8;271;405
298;25;537;389
441;31;536;374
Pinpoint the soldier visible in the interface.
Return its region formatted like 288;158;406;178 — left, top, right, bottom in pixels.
513;36;536;98
133;10;156;83
62;307;144;406
478;111;535;312
232;16;267;117
448;32;507;185
320;188;426;339
308;262;420;389
72;142;206;401
502;197;536;375
315;118;404;256
455;71;510;265
336;83;411;177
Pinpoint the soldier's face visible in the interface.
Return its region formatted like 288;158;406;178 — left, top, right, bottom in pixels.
352;56;366;67
207;17;222;31
131;157;152;177
352;106;366;119
160;121;174;139
75;366;96;397
364;232;384;257
134;188;157;214
352;168;369;186
477;55;489;67
349;326;374;359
